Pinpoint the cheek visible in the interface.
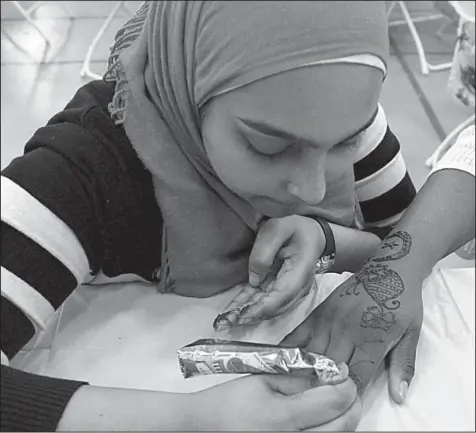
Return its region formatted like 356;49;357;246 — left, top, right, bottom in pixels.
202;124;284;199
325;149;357;182
210;148;260;196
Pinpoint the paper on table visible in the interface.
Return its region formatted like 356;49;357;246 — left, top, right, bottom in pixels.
11;269;475;431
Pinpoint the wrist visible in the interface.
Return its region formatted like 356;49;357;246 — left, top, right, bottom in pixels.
306;216;336;273
307;217;326;258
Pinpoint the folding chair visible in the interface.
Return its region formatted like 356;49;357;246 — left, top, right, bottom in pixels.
387;1;454;75
4;1;54;47
425;1;475;168
79;0;131;80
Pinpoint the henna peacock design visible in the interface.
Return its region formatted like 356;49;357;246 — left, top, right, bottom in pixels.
340;262;404;310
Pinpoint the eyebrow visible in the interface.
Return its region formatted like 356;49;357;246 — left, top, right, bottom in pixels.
237;108;379;146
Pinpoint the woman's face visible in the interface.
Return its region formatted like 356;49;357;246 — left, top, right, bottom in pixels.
201;63;382;218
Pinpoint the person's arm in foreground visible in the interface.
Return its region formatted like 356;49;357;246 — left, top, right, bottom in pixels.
56;369;360;432
0;81;161;431
282;125;475;403
2;362;360;432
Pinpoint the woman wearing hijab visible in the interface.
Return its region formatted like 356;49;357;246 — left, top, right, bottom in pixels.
4;1;470;431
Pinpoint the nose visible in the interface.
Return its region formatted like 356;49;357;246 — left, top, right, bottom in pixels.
287;153;327;206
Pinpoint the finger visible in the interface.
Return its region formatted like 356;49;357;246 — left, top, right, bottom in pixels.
288;378;358;430
237;286;307;326
262;374;319;396
270;283;309;317
220;284;262;315
347;340;387;397
325;335;355;366
262;363;349;397
249;219;294;287
304;314;330;355
387;326;420;405
213;285;263;331
280;313;319;348
307;396;362;432
237;272;312;325
246;255;313;322
264;254;314;311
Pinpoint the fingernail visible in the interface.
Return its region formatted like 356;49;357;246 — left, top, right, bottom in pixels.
249;273;260;287
237;315;254;326
212;321;231;332
236;303;256;325
212;313;232;332
338;363;349;380
399;381;408;404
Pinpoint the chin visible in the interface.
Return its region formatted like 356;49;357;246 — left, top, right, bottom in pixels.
263;207;296;218
250;197;297;218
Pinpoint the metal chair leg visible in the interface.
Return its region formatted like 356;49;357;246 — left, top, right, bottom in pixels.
396;1;453;75
79;0;127;80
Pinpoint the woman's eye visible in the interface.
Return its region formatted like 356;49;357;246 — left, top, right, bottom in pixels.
243;131;291;156
250;139;289;156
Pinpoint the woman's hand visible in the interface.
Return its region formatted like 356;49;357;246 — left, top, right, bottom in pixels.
195;368;362;431
281;250;424;404
213;216;325;330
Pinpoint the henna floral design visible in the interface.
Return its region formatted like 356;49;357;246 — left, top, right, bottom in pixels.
373;231;412;262
361;305;396;331
339;231;412;331
338;278;361;297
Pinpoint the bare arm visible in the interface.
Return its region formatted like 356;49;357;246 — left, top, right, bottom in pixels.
385;125;475;275
328;224;381;273
57;385;196;431
0;81;163;432
382;168;474;277
57;371;361;432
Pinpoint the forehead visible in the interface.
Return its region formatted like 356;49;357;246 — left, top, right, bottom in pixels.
203;63;383;147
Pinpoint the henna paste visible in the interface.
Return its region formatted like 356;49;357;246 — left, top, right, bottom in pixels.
361;305;396;331
339;231;412;332
373;230;412;262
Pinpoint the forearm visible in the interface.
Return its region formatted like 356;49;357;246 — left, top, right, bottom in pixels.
328;223;381;273
58;385;199;431
378;169;475;277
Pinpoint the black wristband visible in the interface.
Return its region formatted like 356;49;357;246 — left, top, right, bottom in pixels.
306;216;336;258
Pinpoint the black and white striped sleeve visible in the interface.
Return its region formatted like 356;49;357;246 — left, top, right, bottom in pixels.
1;80;163;431
1;82;163;360
353;104;417;232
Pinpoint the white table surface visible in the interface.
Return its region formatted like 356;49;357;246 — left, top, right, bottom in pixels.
12;267;475;431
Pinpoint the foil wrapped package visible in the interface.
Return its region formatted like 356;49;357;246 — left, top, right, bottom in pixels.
177;339;344;384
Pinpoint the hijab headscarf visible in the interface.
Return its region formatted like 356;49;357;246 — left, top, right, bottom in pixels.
105;1;389;297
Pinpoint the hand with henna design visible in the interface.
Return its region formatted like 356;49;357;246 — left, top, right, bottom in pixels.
281;231;424;405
